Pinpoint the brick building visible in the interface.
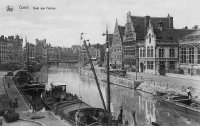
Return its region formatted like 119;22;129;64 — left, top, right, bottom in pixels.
24;43;36;62
179;30;200;75
0;35;15;63
123;11;174;70
0;37;9;63
35;39;47;63
12;35;23;62
110;19;125;69
139;22;194;75
47;45;60;62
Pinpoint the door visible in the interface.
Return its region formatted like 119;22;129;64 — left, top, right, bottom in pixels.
140;63;144;72
159;61;165;75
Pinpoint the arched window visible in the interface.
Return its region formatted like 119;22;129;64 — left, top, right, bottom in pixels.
150;46;153;57
143;48;146;57
147;46;150;57
149;34;151;43
140;49;142;57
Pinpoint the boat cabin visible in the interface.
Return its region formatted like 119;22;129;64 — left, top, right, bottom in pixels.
50;82;66;100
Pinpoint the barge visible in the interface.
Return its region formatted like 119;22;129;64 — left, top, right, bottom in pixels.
155;91;200;116
41;82;124;126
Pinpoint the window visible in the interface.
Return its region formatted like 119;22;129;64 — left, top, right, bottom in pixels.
189;47;194;63
198;47;200;64
143;49;145;57
149;34;151;43
169;49;175;58
197;69;200;75
147;47;150;57
127;23;131;31
159;48;164;57
150;46;153;57
147;61;153;69
180;48;186;63
140;49;142;57
169;61;175;70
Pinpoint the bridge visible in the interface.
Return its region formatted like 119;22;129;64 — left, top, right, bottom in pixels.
47;60;78;64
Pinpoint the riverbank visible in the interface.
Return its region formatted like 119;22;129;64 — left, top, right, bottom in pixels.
80;66;200;102
0;72;71;126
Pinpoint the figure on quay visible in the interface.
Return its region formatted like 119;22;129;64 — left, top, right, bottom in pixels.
186;87;192;99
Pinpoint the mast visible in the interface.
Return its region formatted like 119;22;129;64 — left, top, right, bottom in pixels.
105;27;111;125
26;37;29;73
81;34;107;110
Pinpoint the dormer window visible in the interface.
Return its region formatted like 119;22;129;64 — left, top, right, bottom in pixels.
156;36;163;40
127;23;131;31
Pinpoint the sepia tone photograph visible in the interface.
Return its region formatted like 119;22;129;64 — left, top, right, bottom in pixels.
0;0;200;126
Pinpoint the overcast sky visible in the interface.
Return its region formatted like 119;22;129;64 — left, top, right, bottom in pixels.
0;0;200;47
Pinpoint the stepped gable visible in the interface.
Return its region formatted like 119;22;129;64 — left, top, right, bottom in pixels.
130;16;173;40
118;25;125;41
153;28;195;43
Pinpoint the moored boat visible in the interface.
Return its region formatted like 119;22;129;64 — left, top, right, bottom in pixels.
13;70;45;95
155;91;200;116
41;82;126;126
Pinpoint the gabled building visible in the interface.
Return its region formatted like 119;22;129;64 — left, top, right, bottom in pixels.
47;45;60;62
35;39;47;63
139;21;195;75
110;19;125;69
123;11;174;70
179;30;200;75
0;35;15;63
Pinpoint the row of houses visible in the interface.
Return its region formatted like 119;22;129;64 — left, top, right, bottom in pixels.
24;39;80;63
107;11;200;76
80;43;104;65
0;35;23;63
0;35;80;64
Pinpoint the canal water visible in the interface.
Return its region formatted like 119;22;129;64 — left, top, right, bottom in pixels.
42;65;200;126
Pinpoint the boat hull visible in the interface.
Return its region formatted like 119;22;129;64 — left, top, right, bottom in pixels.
157;98;200;116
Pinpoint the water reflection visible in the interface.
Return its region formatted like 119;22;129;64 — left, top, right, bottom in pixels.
46;66;200;126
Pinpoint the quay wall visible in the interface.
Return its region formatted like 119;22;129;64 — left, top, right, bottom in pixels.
79;68;135;89
79;67;195;99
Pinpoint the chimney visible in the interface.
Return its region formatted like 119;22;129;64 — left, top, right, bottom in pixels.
15;35;19;39
145;15;150;28
167;14;173;28
1;35;4;40
193;25;199;30
158;21;163;31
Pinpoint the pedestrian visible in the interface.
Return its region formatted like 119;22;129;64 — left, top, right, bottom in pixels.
32;98;36;113
75;109;80;126
186;87;192;99
117;106;123;124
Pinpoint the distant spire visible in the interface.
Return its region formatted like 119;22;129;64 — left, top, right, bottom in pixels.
115;18;118;26
128;10;131;16
148;19;153;29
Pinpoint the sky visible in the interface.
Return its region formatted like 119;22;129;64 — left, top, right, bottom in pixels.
0;0;200;47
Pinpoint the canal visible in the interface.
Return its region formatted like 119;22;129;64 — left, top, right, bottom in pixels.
40;65;200;126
